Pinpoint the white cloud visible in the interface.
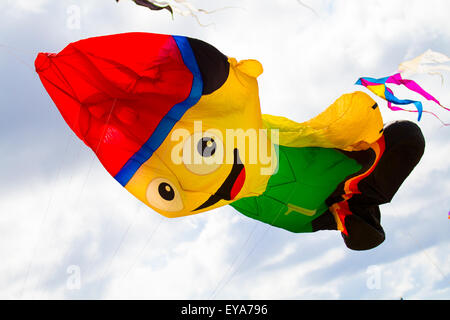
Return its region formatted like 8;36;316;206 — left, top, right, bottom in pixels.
0;0;449;300
1;0;50;14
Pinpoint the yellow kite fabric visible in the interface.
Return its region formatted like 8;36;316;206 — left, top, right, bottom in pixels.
262;91;384;151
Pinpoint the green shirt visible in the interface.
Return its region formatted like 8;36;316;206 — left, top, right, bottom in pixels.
230;145;362;233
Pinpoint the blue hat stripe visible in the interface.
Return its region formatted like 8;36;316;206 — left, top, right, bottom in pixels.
114;36;203;187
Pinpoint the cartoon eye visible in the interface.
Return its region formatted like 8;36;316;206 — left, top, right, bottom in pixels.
158;182;175;200
183;132;223;175
197;137;216;157
146;178;183;212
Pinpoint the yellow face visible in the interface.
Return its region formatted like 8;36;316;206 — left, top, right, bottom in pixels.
124;58;277;218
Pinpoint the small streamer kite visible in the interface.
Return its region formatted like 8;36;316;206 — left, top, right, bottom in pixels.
117;0;231;26
356;51;450;125
116;0;173;15
356;73;446;122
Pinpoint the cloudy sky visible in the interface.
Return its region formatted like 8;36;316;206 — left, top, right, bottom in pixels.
0;0;449;299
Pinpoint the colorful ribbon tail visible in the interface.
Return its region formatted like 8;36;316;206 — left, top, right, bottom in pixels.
355;73;449;123
387;73;449;111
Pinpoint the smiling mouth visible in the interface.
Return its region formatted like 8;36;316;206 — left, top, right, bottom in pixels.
193;148;246;211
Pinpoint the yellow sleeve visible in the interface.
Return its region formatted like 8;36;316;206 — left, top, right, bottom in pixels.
262;91;384;151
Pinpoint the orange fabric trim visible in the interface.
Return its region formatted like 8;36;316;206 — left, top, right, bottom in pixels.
331;136;386;236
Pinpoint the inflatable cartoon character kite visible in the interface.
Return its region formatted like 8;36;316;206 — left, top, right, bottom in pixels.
35;33;431;250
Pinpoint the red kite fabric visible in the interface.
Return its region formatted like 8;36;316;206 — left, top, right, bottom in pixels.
35;33;200;182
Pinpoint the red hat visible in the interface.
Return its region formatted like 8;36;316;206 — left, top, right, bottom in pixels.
35;32;203;186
